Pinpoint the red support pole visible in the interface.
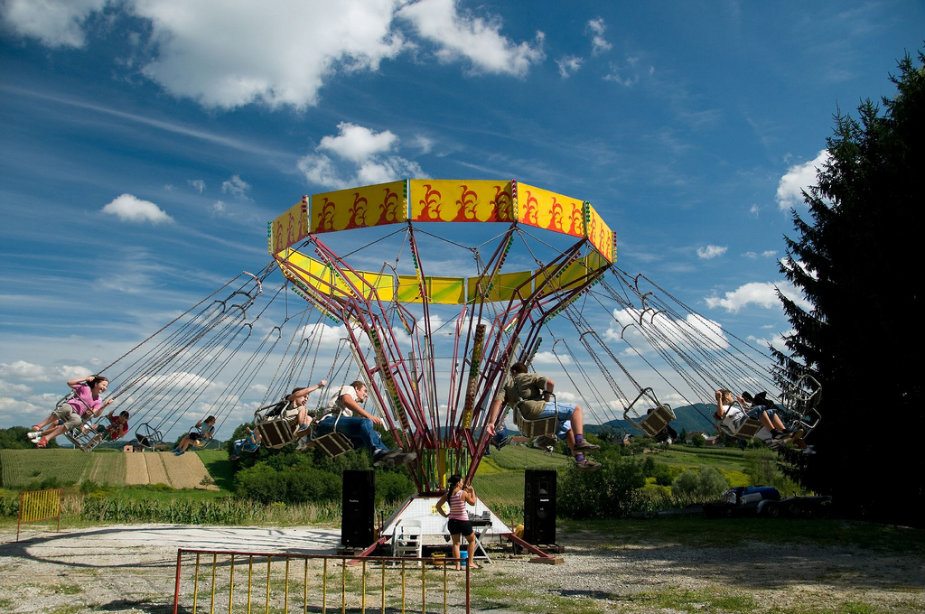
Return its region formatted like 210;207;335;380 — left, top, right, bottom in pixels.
172;549;183;614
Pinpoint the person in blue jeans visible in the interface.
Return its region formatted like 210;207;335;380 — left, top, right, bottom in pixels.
312;380;416;467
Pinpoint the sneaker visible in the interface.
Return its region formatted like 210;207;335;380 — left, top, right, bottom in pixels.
492;434;513;450
373;449;401;467
35;437;48;448
574;440;600;451
393;451;418;466
26;431;41;441
173;448;185;456
575;458;601;472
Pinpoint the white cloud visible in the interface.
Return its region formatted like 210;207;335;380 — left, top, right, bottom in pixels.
397;0;544;76
101;193;173;224
298;122;425;189
747;330;792;352
188;179;206;193
705;281;812;313
586;17;612;55
411;134;434;154
136;0;405;109
0;360;49;381
603;60;640;87
776;149;830;210
556;55;582;78
319;123;398;164
296;321;349;348
532;351;570;365
762;250;777;258
749;203;760;217
221;174;250;198
604;308;730;352
697;244;727;259
0;0;107;48
211;200;226;214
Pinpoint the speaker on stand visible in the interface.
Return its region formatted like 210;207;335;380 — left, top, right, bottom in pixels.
341;469;375;550
523;469;559;550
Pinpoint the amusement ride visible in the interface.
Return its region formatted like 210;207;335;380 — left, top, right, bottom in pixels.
48;178;820;555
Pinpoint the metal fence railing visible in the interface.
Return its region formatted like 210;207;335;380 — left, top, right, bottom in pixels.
172;548;472;613
17;488;61;541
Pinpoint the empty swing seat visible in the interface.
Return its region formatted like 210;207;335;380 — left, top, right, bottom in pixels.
311;431;354;458
640;404;675;437
254;414;299;449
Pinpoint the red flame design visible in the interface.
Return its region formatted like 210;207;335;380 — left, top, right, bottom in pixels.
548;197;564;232
566;206;582;236
522;190;539;226
418;184;442;221
453;185;479;222
347;192;368;228
274;221;284;252
377;187;400;225
494;186;512;222
318;198;336;232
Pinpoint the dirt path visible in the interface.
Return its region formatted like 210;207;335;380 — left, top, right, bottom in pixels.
122;452;216;490
1;524;922;613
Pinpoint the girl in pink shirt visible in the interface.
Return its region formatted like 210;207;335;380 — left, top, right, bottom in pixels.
29;375;114;448
436;474;480;570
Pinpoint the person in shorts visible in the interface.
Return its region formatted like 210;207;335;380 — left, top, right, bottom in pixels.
28;375;114;447
436;474;481;570
174;415;216;455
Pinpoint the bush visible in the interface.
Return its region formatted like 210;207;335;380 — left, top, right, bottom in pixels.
559;456;646;519
235;463;287;503
376;471;415;504
671;467;729;504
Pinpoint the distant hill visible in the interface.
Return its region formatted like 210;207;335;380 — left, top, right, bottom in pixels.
585;403;716;436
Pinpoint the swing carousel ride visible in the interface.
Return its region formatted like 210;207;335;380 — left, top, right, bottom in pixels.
58;178;819;553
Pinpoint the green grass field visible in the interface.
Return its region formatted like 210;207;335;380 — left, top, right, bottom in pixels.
0;449;98;489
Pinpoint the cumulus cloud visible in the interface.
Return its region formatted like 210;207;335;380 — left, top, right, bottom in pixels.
697;244;727;260
0;0;107;48
586;17;612;55
0;360;50;381
604;308;729;352
397;0;544;76
532;351;570;365
188;179;206;193
221;174;250;198
298;122;425;189
705;281;812;313
777;149;830;210
101;193;173;224
556;55;582;78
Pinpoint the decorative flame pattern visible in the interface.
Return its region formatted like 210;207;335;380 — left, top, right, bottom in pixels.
347;192;368;229
418;184;443;221
376;187;401;226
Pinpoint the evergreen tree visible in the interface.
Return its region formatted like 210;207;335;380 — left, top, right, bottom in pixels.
775;51;924;525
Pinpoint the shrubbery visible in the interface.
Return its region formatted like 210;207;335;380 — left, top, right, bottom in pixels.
671;467;729;504
558;456;646;519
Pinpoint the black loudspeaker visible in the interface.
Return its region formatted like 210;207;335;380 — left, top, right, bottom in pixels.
523;469;556;544
341;469;375;548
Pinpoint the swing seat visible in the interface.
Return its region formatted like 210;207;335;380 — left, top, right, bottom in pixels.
640;404;675;437
254;414;300;449
311;431;353;458
64;422;103;452
514;407;557;439
733;416;762;439
135;423;164;449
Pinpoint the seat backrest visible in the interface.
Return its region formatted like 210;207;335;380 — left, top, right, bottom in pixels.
640;405;674;437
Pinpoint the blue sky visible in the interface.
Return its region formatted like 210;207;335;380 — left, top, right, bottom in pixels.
1;0;922;435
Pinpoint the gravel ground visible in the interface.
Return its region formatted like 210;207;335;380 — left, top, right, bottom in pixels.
1;524;922;613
